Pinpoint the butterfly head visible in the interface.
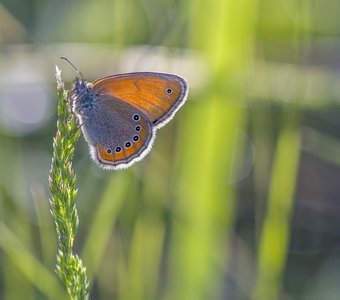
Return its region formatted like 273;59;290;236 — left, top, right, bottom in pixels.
60;57;96;117
71;77;97;118
72;77;87;94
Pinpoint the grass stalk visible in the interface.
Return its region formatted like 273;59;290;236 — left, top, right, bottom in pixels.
48;66;89;299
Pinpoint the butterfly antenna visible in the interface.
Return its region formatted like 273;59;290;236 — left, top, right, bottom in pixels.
60;56;85;81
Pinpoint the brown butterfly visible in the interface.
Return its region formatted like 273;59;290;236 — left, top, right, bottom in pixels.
63;57;188;170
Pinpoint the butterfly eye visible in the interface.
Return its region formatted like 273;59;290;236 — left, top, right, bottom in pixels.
106;149;112;154
133;114;140;121
133;135;139;142
135;125;141;132
115;146;122;152
125;142;131;148
166;88;173;94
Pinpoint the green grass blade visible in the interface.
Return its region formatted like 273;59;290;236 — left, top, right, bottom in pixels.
0;222;66;299
81;173;131;280
252;111;300;300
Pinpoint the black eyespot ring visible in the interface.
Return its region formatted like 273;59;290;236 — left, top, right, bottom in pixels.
115;146;122;152
106;149;112;154
133;114;140;121
133;135;139;142
135;125;141;132
125;142;131;148
166;88;173;94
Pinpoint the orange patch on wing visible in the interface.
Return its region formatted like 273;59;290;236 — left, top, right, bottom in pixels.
133;138;143;150
113;148;125;161
138;119;148;140
97;145;115;162
92;74;185;123
124;145;136;159
130;119;149;153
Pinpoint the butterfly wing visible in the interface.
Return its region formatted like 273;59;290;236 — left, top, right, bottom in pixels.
80;94;154;170
92;72;188;128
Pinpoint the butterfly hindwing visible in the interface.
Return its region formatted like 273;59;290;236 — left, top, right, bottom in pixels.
80;94;154;170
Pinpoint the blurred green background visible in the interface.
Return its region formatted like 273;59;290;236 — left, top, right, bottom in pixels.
1;0;340;299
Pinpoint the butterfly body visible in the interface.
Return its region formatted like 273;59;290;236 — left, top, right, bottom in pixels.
71;72;188;170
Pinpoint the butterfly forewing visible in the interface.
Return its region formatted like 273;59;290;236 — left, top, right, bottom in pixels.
92;72;188;127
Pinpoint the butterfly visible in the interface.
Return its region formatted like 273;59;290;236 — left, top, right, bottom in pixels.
63;57;188;170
